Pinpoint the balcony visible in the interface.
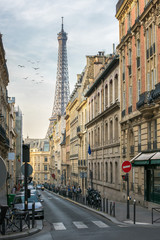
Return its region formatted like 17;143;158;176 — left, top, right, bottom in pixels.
136;91;155;118
77;125;84;138
152;83;160;103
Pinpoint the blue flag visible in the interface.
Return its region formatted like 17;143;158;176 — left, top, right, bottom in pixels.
88;144;91;155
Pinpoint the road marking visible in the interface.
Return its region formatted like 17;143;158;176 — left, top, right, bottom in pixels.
92;221;109;228
73;221;88;229
53;222;66;230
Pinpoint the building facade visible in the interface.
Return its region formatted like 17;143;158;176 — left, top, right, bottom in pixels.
85;55;121;200
24;138;50;185
116;0;160;206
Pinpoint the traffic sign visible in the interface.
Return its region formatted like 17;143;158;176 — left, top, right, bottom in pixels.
122;161;132;173
21;163;33;177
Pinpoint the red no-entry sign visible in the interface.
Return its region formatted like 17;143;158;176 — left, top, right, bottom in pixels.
122;161;132;173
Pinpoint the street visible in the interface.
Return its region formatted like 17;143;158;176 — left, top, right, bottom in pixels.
21;190;160;240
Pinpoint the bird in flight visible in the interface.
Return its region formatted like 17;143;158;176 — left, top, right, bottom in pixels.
18;65;25;67
33;67;39;70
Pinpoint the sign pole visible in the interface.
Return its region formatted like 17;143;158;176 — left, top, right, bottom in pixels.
127;173;130;219
24;160;28;211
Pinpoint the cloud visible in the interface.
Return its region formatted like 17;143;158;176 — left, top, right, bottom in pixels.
1;0;119;138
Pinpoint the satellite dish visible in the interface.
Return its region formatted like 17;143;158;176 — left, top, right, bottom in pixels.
0;157;7;188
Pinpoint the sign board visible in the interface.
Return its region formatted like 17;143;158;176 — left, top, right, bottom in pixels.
8;152;15;160
21;163;33;177
0;157;7;188
122;161;132;173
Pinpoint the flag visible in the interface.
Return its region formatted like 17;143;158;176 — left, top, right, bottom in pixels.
88;144;91;155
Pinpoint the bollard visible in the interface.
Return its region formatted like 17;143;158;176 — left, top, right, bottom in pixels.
110;202;112;216
32;202;35;228
133;199;136;224
102;198;105;212
113;202;115;217
105;198;108;213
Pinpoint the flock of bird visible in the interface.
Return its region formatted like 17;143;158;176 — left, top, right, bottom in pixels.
17;60;45;85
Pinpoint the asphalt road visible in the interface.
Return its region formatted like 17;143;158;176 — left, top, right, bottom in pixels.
23;190;160;240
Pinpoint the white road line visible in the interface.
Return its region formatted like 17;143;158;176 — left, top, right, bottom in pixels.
92;221;109;228
53;222;66;230
73;221;88;229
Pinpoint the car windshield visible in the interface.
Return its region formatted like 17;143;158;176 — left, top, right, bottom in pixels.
14;194;39;204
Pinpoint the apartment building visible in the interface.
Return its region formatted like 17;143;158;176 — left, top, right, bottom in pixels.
116;0;160;206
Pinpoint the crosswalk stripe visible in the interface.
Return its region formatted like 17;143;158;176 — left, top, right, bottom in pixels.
73;221;88;229
53;222;66;230
92;221;109;228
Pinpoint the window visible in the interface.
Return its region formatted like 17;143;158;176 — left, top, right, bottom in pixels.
110;162;113;183
44;157;48;162
154;68;157;85
105;84;108;107
105;162;108;182
137;79;141;101
110;120;113;143
137;39;140;68
138;125;141;152
44;174;47;180
97;92;100;113
153;120;157;149
148;122;151;150
123;91;126;110
109;80;113;104
146;29;149;50
147;72;150;91
44;165;47;171
151;70;154;89
114;74;118;101
98;162;100;180
136;0;140;18
114;117;119;141
98;127;100;146
128;12;131;30
128;49;132;75
105;122;108;144
129;86;132;106
122;56;125;80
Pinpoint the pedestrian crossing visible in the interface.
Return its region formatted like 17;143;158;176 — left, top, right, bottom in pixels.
53;220;110;230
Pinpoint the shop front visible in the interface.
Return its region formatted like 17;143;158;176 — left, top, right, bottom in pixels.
131;152;160;204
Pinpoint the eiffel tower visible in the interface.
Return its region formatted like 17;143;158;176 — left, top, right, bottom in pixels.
47;17;70;137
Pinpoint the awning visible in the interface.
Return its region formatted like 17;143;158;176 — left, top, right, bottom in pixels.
130;152;157;166
150;152;160;165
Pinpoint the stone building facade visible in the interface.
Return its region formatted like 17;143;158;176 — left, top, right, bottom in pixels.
24;138;50;185
85;55;121;200
116;0;160;206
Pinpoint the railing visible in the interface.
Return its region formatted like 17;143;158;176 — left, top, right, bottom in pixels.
152;208;160;224
136;91;154;109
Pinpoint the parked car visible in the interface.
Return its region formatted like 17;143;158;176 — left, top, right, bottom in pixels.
13;194;44;219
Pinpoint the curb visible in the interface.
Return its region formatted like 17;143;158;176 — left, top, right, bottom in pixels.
0;227;41;240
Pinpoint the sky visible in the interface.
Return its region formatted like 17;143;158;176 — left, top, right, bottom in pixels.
0;0;119;139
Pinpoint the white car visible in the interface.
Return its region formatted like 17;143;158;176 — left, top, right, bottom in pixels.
13;194;44;219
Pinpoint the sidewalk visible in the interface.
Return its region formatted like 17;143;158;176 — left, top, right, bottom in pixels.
0;220;43;240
